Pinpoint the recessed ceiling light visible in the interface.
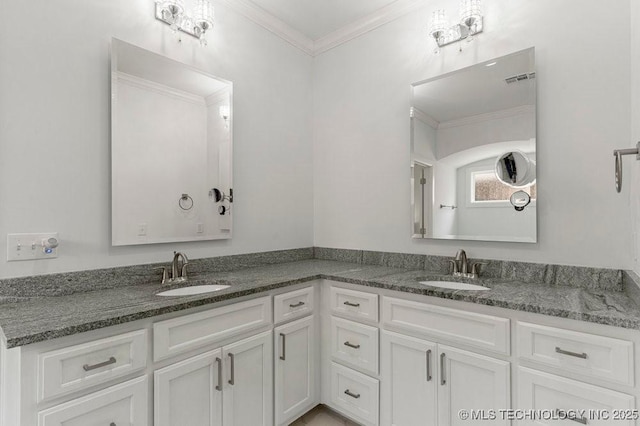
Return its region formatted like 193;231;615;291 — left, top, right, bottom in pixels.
485;61;497;67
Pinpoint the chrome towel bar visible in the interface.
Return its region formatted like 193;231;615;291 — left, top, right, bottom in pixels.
614;142;640;193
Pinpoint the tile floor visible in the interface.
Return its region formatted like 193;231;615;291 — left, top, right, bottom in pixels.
290;405;359;425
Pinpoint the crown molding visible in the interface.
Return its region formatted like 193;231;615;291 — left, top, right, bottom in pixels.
218;0;315;55
410;107;439;129
220;0;423;57
313;0;423;55
438;105;536;130
116;72;206;106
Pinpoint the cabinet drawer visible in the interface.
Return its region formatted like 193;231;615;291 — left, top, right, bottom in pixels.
38;376;148;426
518;367;635;426
274;287;314;324
330;362;379;426
517;322;634;386
331;317;378;375
330;286;378;323
38;330;147;402
154;296;271;361
382;296;510;355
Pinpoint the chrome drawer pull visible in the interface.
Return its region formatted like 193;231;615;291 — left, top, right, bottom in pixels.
280;333;286;361
555;347;588;359
83;357;116;371
440;353;446;385
228;353;235;385
555;409;588;424
426;349;432;381
343;301;360;307
215;357;223;391
289;301;305;308
344;389;360;399
343;341;360;349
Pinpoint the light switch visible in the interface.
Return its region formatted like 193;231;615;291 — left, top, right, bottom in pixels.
7;233;59;261
137;224;147;236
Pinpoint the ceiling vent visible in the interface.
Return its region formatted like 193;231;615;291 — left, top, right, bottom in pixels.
505;72;536;84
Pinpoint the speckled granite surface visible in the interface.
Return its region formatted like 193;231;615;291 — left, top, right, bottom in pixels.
1;258;639;348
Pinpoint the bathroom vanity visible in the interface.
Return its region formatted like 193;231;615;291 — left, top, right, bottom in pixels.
1;254;639;426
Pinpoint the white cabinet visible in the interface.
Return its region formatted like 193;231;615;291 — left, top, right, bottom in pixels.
330;362;379;426
274;316;317;426
154;330;273;426
154;349;223;426
518;367;635;426
438;344;510;426
222;330;273;426
380;330;437;426
37;376;148;426
381;331;510;426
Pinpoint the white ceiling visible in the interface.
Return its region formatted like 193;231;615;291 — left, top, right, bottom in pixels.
114;39;230;97
412;48;536;123
247;0;399;40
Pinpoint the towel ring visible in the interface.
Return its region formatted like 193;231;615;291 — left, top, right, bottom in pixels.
178;194;194;210
613;142;640;193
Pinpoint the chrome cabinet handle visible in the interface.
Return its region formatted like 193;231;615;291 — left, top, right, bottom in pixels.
343;301;360;307
228;353;235;385
343;341;360;349
289;301;305;308
83;357;116;371
215;357;222;391
555;409;588;424
555;347;588;359
280;333;286;361
426;349;432;381
440;353;446;385
344;389;360;399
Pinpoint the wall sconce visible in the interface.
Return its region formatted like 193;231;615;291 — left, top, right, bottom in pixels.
219;105;230;128
155;0;214;46
428;0;483;53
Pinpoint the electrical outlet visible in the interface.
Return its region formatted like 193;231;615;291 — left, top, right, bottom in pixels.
7;233;59;261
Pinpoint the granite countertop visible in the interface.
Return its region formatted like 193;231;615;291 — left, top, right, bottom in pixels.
1;259;640;348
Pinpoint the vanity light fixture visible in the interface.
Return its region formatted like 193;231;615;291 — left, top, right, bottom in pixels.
155;0;214;46
219;105;230;128
428;0;483;53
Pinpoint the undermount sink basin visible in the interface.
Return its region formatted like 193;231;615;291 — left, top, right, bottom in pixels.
419;281;490;291
156;284;230;297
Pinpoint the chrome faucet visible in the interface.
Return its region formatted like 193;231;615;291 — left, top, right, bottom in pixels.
156;251;189;285
450;249;485;279
171;251;189;282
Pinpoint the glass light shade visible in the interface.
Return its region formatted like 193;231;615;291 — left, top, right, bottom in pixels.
194;0;214;30
159;0;185;16
219;105;230;120
429;9;448;39
460;0;482;28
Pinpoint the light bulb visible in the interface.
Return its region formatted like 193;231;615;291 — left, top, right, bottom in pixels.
460;0;482;29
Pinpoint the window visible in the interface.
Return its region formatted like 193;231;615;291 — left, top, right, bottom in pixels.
471;171;536;203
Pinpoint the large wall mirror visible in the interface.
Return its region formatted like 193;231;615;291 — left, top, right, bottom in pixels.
111;39;233;245
411;48;536;243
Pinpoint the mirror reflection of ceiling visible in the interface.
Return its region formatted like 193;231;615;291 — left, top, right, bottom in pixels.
412;50;535;123
247;0;397;39
116;40;228;97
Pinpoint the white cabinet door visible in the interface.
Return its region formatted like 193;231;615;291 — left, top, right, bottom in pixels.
274;316;317;426
222;330;273;426
38;376;148;426
154;349;223;426
438;345;510;426
380;330;437;426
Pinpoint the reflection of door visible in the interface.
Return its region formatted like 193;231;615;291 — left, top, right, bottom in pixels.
413;162;433;237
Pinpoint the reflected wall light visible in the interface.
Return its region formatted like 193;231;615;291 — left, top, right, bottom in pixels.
219;105;230;128
429;0;483;53
155;0;214;46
